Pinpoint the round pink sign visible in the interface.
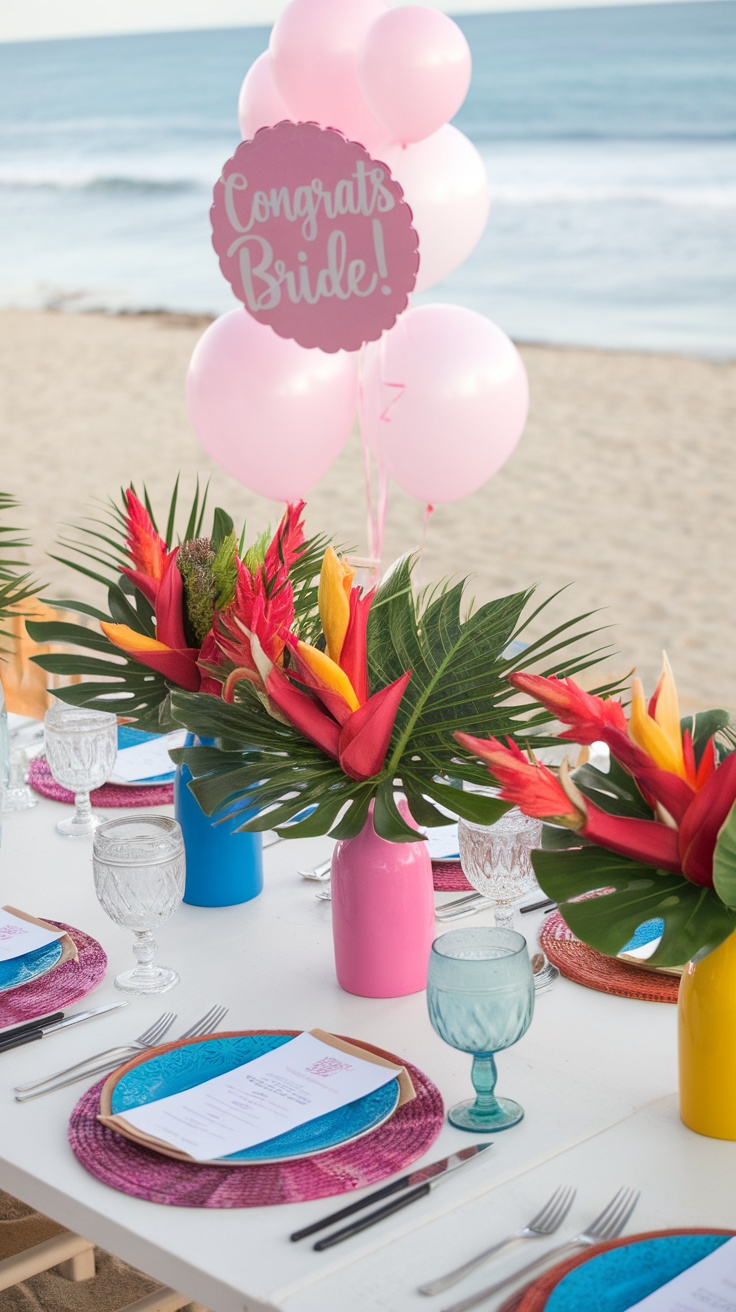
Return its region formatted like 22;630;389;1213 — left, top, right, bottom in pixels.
211;121;419;353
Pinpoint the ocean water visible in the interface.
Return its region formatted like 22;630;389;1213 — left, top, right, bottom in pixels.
0;2;734;356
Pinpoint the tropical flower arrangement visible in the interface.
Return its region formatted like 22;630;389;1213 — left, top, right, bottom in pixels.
170;544;613;844
27;480;327;732
26;478;615;845
456;657;736;967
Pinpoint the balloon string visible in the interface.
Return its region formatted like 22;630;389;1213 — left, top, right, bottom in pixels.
374;460;389;574
420;503;434;558
356;345;376;562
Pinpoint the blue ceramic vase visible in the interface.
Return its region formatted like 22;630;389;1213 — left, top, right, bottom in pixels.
174;734;263;907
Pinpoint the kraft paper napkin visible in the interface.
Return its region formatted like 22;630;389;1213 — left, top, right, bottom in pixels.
2;905;79;965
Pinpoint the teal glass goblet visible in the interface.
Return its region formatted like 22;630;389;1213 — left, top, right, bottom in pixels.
427;927;534;1132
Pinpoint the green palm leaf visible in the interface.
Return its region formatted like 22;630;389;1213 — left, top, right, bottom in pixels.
0;493;40;658
171;554;616;843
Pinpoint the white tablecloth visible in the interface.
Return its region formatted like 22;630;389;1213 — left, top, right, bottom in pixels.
0;794;734;1312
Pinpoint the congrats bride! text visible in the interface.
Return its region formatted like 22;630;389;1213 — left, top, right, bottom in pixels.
211;121;419;352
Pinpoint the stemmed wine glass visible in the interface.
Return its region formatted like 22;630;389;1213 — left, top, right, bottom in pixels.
2;746;38;812
93;815;185;995
43;704;117;837
427;927;534;1131
458;809;542;928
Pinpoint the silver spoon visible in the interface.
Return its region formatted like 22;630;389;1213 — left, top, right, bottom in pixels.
531;951;559;990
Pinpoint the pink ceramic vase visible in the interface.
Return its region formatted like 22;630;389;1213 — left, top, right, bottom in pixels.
330;798;435;998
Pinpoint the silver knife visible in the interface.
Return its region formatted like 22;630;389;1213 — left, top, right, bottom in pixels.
0;1001;128;1053
291;1142;492;1244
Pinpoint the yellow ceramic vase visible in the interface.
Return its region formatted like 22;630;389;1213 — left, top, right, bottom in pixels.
678;927;736;1139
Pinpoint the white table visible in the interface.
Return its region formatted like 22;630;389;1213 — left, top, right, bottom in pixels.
1;795;735;1312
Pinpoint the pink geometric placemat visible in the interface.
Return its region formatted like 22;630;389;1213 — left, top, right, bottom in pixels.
540;911;680;1004
0;921;107;1026
29;757;174;808
432;861;471;893
68;1032;444;1208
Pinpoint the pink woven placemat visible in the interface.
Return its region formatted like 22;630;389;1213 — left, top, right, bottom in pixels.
0;921;107;1026
540;911;680;1004
432;861;471;892
29;756;174;808
69;1032;444;1208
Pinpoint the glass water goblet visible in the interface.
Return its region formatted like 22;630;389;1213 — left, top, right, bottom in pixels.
427;927;534;1132
93;815;185;995
44;704;117;837
458;809;542;929
2;746;38;812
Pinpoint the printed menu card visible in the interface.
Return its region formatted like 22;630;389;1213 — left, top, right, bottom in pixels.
624;1237;736;1311
101;1030;410;1162
0;908;65;962
111;729;186;783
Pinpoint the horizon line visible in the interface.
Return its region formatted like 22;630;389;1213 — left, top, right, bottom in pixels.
0;0;730;47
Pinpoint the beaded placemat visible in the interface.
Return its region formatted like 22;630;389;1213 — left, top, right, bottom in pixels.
68;1032;444;1208
498;1229;735;1312
0;921;107;1026
432;861;471;893
29;757;174;808
539;912;680;1004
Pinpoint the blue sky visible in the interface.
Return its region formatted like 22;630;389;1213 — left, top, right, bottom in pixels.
0;0;721;43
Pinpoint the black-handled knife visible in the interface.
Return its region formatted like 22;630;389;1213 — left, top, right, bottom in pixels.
0;1001;127;1053
314;1181;436;1249
292;1143;492;1246
0;1012;64;1041
520;897;557;915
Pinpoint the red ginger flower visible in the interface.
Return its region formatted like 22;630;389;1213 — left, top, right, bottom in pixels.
119;490;169;607
209;501;306;689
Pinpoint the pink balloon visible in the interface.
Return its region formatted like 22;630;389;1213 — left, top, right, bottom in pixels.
186;310;359;502
382;126;489;292
269;0;389;153
359;7;471;145
237;52;291;141
361;304;528;504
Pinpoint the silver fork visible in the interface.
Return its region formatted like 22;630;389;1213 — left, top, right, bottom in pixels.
15;1004;229;1100
418;1186;576;1296
441;1188;640;1312
299;859;332;881
435;893;490;922
15;1012;176;1095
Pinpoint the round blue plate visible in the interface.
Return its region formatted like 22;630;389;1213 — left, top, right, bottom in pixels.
110;1033;401;1165
545;1233;731;1312
0;939;63;994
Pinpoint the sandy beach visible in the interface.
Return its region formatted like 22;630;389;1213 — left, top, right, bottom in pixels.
1;307;734;712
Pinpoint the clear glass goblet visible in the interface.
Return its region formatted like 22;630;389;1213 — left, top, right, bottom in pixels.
93;815;185;995
427;927;534;1132
2;746;38;812
458;809;542;929
44;704;117;837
